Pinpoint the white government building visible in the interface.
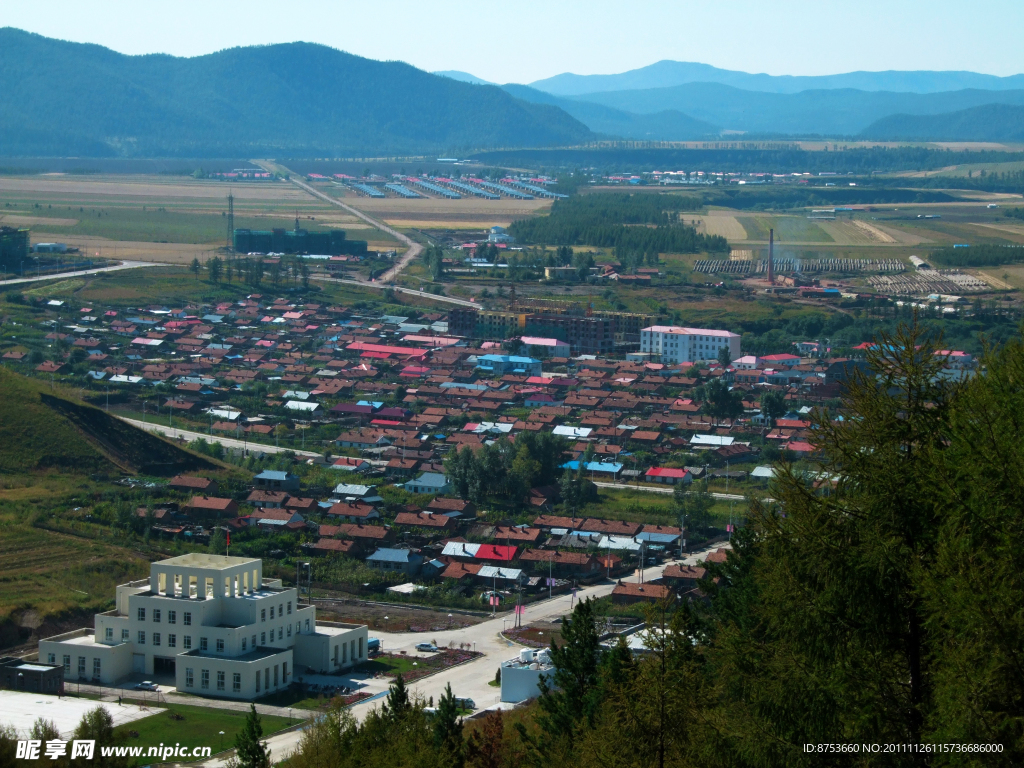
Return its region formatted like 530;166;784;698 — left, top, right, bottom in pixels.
640;325;742;365
39;554;367;700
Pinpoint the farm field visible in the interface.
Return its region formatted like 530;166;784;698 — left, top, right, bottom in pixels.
331;188;551;227
736;215;834;243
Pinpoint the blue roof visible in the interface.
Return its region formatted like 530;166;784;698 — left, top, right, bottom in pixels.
476;354;539;364
634;532;679;544
254;470;295;480
367;548;422;563
561;461;624;473
405;472;448;487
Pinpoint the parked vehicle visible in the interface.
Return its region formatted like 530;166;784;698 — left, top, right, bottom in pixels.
134;681;159;691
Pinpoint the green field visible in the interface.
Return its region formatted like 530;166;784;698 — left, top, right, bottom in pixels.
737;216;834;242
121;702;293;758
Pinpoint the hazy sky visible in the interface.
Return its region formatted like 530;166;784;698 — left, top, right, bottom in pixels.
5;0;1024;83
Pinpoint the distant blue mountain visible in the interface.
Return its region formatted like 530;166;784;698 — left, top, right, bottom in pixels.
433;70;494;85
861;103;1024;141
529;60;1024;96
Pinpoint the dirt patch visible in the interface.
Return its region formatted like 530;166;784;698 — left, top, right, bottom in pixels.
314;597;486;632
503;620;563;648
851;219;897;243
0;214;79;227
31;234;220;264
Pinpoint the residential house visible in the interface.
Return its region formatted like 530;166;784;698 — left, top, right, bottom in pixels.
253;470;300;492
611;581;673;605
186;496;239;517
402;472;450;495
169;475;219;495
366;548;424;576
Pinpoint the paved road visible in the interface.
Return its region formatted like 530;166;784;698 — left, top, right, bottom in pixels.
201;542;727;766
267;171;423;285
313;274;480;308
0;260;159;285
117;416;323;459
593;481;746;501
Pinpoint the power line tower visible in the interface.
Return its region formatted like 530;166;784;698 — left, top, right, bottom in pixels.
226;192;234;255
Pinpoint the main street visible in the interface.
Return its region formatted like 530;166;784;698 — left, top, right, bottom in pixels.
201;541;727;766
117;416;323;459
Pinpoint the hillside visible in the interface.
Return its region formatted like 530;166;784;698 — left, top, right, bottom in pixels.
0;367;218;476
0;28;593;157
501;83;718;140
860;103;1024;141
529;59;1024;96
570;82;1024;136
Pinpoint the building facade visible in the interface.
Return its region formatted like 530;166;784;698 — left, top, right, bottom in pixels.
39;554;367;701
640;326;741;364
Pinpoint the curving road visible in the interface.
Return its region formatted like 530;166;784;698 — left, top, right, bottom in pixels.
117;416;323;459
0;260;159;285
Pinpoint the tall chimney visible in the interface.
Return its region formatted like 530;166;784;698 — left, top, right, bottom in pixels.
767;228;775;286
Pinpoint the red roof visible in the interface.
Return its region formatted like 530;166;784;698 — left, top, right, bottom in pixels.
645;467;688;478
474;544;517;562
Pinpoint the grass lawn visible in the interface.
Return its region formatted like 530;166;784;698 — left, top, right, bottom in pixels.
120;701;293;756
357;653;422;677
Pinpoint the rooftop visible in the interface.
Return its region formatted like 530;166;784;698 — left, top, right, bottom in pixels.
156;553;259;570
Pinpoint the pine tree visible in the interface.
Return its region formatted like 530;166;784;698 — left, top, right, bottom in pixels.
235;704;271;768
433;683;464;768
382;673;411;721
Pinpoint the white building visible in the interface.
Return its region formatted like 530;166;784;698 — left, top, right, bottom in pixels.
640;326;741;364
39;554;367;701
500;648;553;702
519;336;570;358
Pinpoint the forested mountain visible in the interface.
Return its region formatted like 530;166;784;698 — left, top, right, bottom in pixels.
432;70;494;85
501;84;719;140
570;82;1024;136
530;59;1024;96
0;29;593;157
861;103;1024;141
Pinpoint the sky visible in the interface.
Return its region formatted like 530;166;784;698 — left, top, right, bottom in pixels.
4;0;1024;83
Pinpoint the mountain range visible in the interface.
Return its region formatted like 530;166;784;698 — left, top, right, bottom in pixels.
0;29;592;157
4;28;1024;157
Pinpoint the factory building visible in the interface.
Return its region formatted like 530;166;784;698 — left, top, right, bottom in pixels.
234;227;367;256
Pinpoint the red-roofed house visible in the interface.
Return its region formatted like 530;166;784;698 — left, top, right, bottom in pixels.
612;581;672;605
644;467;691;485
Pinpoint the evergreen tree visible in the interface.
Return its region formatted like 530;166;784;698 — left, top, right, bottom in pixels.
759;389;787;428
235;704;271;768
382;674;411;721
433;683;464;768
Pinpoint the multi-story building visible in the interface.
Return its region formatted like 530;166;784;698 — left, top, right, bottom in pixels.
39;554;367;701
640;326;741;364
449;306;650;354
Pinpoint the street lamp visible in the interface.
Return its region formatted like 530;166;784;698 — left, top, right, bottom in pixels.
383;615;389;632
218;731;225;752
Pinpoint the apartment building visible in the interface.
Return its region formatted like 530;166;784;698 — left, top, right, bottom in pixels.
640;326;741;364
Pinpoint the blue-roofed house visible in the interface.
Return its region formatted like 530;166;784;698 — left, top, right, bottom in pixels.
253;470;300;492
475;355;542;377
402;472;451;495
366;548;424;576
561;461;624;478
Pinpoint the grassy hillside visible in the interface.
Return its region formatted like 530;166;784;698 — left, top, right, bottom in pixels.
0;367;218;475
0;28;593;157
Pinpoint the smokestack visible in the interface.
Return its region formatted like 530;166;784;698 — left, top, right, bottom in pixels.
767;228;774;286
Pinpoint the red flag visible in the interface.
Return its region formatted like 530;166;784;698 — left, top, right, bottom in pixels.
226;531;231;547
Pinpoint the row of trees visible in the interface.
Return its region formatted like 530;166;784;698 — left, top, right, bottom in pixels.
187;255;311;288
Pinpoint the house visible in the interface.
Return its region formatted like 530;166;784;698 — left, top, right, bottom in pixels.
644;467;691;485
662;564;708;591
310;538;362;557
366;548;424;576
518;549;601;577
335;431;392;449
402;472;450;495
37;553;368;699
440;542;518;562
580;519;642;537
326;501;380;523
611;581;673;605
330;457;370;472
475;565;526;587
169;475;219;495
253;470;300;492
333;523;395;546
425;498;476;518
532;515;586;531
561;460;623;478
394;511;455;531
475;354;542;377
439;561;482;584
246;490;290;509
186;496;239;517
331;483;381;502
490;526;542;544
519;337;570;358
247;509;305;531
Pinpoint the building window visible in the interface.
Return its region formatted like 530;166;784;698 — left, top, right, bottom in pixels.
264;668;269;690
168;634;176;648
200;637;208;652
255;671;260;693
233;673;241;692
185;668;194;688
183;612;192;626
137;631;146;645
261;609;266;622
261;632;266;645
216;671;225;691
183;636;192;650
63;655;70;673
287;601;292;615
287;625;292;638
137;608;146;621
278;628;283;640
279;604;284;617
305;619;310;633
122;629;129;642
152;633;161;647
242;638;247;651
296;622;300;635
47;653;56;665
105;627;113;642
78;657;86;677
152;609;161;623
252;635;257;648
282;661;288;683
201;669;209;689
216;639;224;653
168;611;176;624
93;658;101;678
270;607;274;620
